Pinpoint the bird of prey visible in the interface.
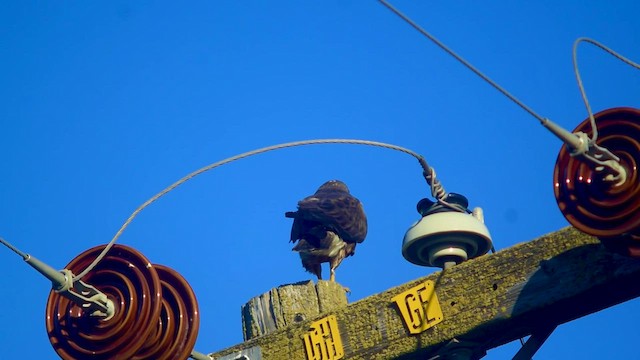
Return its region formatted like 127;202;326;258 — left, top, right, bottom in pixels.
285;180;367;282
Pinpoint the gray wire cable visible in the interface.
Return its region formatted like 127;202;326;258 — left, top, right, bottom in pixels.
0;237;28;259
75;3;640;282
377;0;548;124
73;138;442;281
573;37;640;142
377;3;640;356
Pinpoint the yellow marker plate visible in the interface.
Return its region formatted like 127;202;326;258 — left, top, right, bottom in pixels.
392;280;443;334
303;314;344;360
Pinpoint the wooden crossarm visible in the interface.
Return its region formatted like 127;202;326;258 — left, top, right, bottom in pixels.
210;227;640;360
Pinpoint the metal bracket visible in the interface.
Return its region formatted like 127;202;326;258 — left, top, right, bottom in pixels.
542;119;626;185
512;326;556;360
55;269;115;320
0;238;114;320
190;350;215;360
427;338;486;360
216;346;262;360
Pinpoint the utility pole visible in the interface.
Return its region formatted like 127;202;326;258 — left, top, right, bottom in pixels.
210;226;640;359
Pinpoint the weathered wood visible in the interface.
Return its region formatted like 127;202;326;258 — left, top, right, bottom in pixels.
241;280;348;340
211;227;640;359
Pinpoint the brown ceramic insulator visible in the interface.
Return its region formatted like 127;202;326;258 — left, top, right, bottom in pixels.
553;107;640;249
132;264;200;360
45;244;162;360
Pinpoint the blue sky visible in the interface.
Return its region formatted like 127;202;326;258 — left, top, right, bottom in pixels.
1;1;638;358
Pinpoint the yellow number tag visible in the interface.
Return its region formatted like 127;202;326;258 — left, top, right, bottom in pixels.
392;280;443;334
303;315;344;360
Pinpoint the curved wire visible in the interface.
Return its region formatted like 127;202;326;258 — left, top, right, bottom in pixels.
573;37;640;141
73;138;445;281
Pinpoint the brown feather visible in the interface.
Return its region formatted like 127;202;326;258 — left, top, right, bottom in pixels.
285;180;367;281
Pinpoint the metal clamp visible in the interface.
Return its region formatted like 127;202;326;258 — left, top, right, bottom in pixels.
1;237;114;320
542;119;627;185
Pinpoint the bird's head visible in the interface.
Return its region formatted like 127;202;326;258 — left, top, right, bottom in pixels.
315;180;350;194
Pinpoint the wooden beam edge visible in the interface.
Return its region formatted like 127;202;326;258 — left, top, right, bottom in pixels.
210;227;640;359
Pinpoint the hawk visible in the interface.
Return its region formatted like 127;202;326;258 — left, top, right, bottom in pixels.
285;180;367;282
